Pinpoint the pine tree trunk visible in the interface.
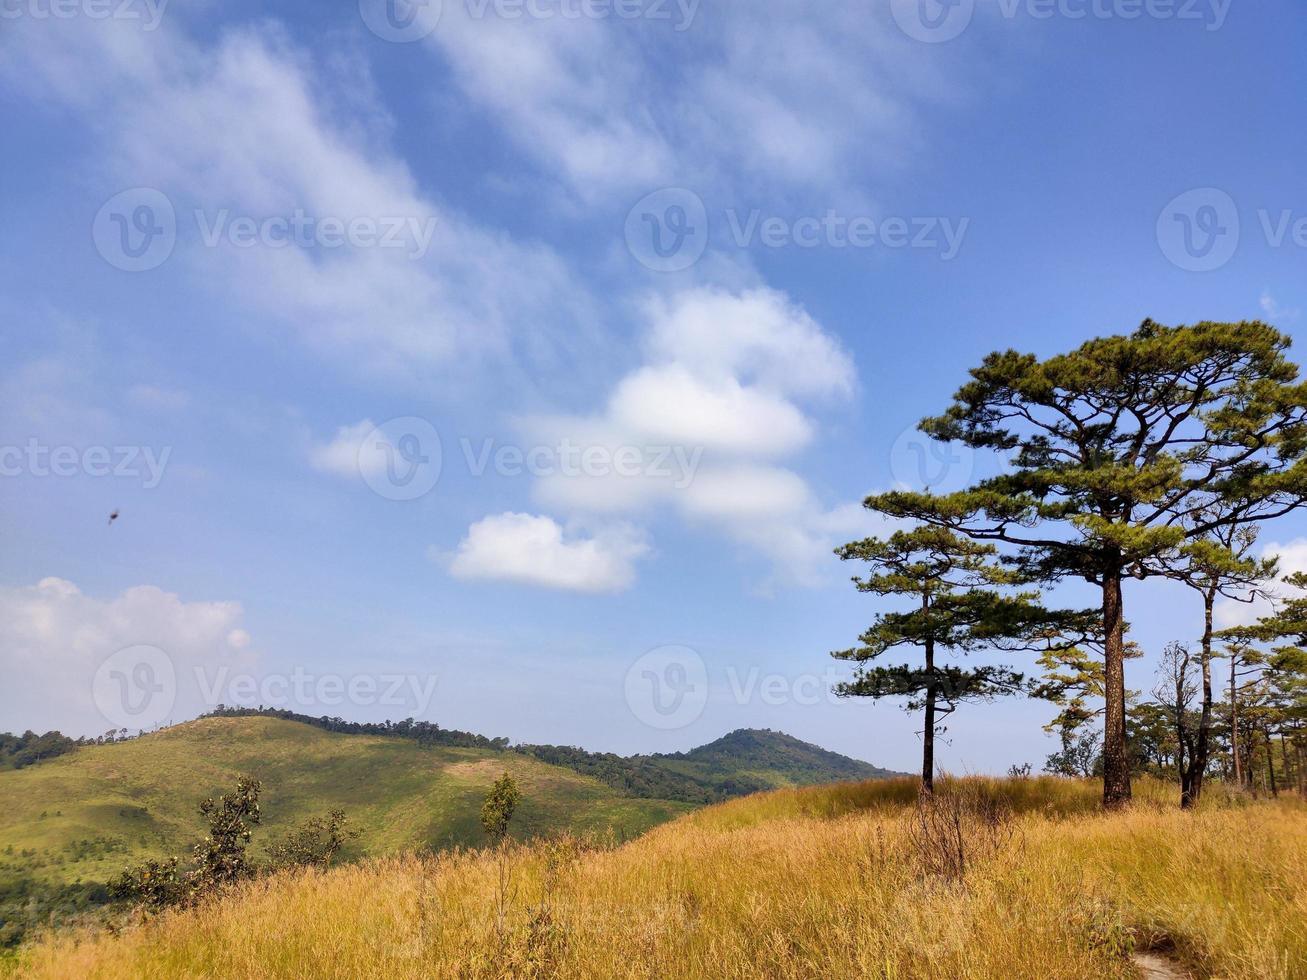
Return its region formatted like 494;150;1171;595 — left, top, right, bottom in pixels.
1101;569;1132;808
1183;588;1216;809
1230;658;1242;788
1266;731;1278;797
1280;736;1292;795
922;633;936;796
1291;736;1301;799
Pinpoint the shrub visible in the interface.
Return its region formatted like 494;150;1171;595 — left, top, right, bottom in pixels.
480;773;522;844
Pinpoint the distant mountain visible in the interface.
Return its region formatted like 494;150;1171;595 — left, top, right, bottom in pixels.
519;728;899;804
663;728;896;784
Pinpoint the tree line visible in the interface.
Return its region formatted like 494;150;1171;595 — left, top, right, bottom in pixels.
833;319;1307;808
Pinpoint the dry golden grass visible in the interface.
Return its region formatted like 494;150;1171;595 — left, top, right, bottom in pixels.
10;777;1305;979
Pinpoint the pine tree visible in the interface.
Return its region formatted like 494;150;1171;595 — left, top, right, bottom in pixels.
1171;520;1275;805
874;320;1307;807
833;525;1094;793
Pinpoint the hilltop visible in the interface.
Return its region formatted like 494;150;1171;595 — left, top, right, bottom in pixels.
519;727;898;803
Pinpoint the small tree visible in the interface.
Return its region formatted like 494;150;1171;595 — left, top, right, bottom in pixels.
480;773;522;844
832;525;1094;794
1221;573;1307;792
111;775;263;908
1153;641;1199;787
192;775;262;890
268;809;360;871
1170;519;1275;805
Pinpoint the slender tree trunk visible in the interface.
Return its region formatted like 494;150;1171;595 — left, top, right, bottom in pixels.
1293;731;1305;796
1175;666;1188;797
1230;658;1242;788
1183;588;1216;809
1102;568;1131;808
922;591;936;796
1280;736;1292;795
1266;731;1278;797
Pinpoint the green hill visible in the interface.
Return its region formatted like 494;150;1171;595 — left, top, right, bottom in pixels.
0;716;896;945
656;728;897;787
520;728;898;802
0;716;687;895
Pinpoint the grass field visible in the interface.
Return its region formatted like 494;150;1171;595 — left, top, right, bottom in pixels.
8;776;1304;979
0;716;690;892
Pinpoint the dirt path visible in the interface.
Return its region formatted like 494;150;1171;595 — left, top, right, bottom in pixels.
1131;951;1192;979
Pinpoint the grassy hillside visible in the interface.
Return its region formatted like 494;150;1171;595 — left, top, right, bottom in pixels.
0;716;689;895
0;716;898;948
10;777;1305;978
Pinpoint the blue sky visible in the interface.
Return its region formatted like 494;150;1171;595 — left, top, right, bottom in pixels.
2;0;1305;774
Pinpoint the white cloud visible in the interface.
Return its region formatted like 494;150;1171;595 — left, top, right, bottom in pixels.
1214;538;1307;629
449;513;650;593
310;420;379;479
1260;291;1300;323
0;578;252;735
609;366;812;456
678;464;811;520
509;286;864;588
642;287;856;399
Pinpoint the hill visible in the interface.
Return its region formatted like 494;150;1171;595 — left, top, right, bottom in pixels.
0;716;893;945
518;727;898;803
0;716;688;944
11;777;1304;978
0;717;687;891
